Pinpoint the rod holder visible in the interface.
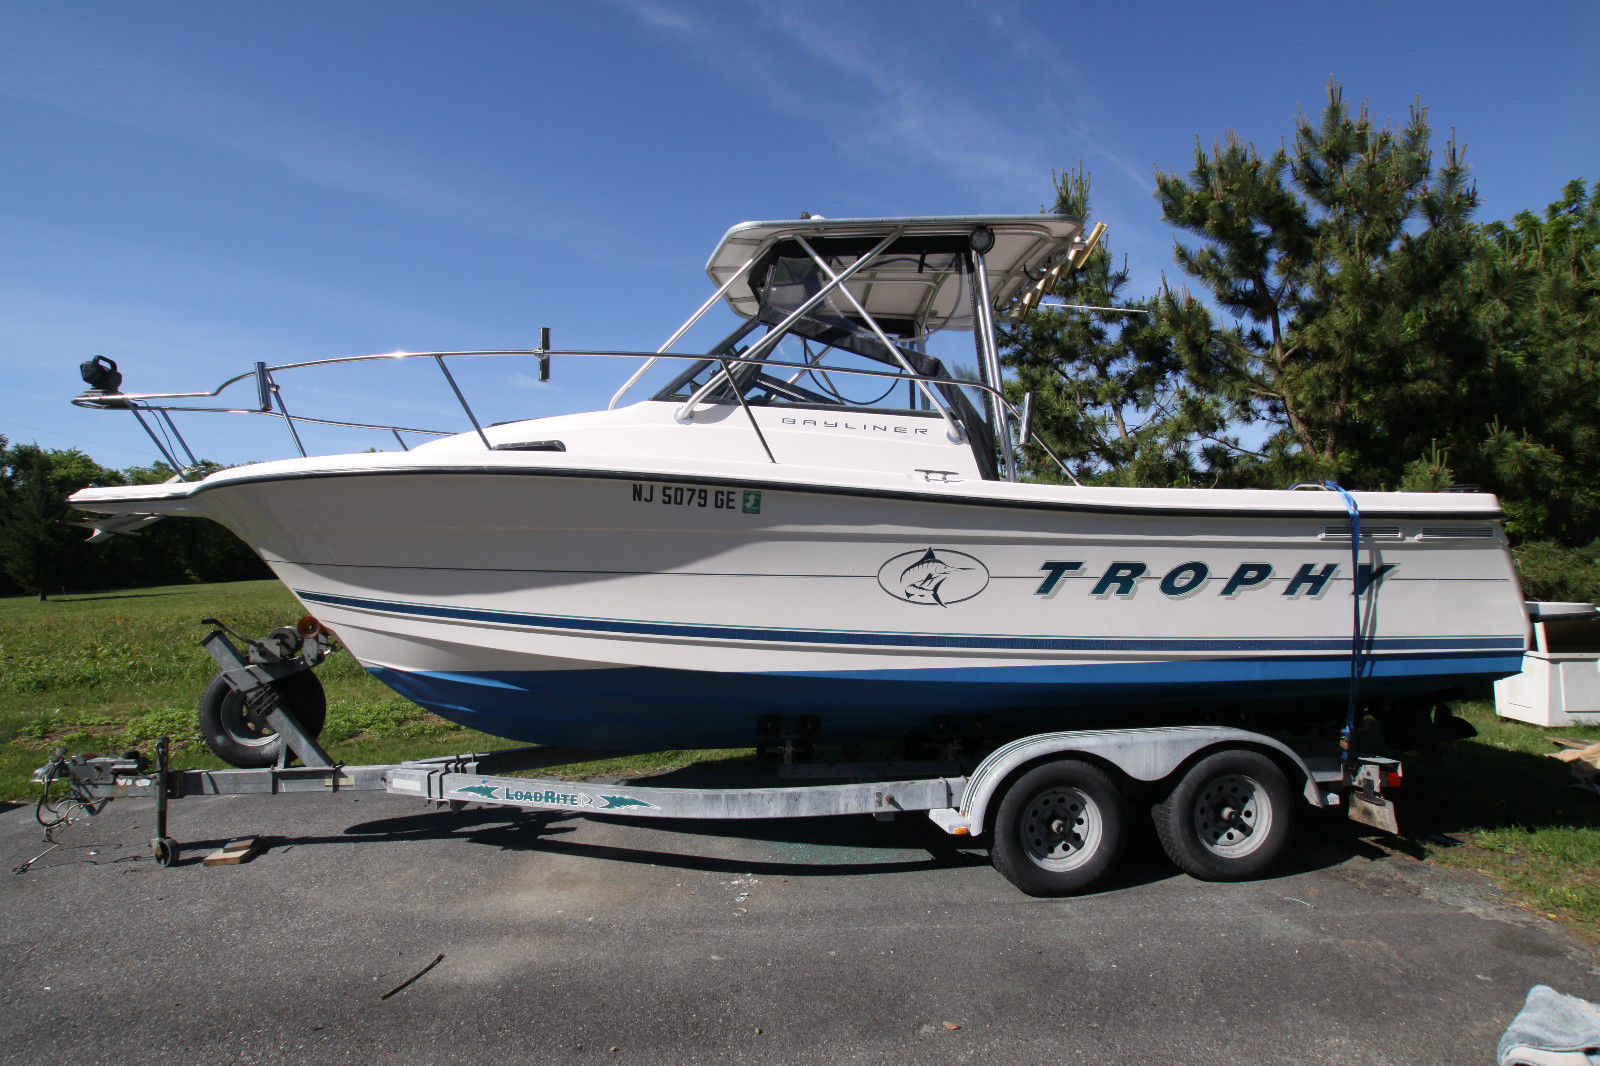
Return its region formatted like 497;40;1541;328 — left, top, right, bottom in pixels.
254;362;272;412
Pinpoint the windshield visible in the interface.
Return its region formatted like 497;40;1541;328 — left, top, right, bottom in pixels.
649;235;1006;478
650;305;999;477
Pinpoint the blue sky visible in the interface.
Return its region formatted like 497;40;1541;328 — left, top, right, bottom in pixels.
2;1;1593;470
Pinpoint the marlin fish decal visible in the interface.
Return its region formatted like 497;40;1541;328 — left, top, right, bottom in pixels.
877;547;991;606
899;548;972;606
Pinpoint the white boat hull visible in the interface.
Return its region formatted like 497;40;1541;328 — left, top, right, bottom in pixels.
116;462;1526;748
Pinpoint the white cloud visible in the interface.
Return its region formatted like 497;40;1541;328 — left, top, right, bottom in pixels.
753;4;1050;200
605;0;1147;208
614;0;696;32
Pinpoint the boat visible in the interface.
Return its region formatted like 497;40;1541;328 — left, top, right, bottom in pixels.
66;214;1530;752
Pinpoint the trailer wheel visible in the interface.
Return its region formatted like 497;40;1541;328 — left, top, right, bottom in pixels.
198;670;327;769
990;760;1126;897
1153;749;1295;881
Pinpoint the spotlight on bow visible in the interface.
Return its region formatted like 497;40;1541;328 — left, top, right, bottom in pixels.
79;355;123;394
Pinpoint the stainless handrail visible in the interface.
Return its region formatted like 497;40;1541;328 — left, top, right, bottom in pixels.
74;346;1080;482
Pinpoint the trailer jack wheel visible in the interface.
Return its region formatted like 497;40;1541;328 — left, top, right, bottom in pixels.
152;837;179;867
198;670;327;769
990;760;1126;897
1153;749;1295;882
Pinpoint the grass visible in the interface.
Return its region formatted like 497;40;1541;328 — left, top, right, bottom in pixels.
4;581;1598;941
1392;701;1600;940
0;580;736;800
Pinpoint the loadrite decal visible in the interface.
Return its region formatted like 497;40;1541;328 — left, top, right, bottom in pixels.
448;782;660;810
1033;560;1395;599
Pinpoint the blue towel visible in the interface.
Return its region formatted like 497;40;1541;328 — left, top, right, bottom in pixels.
1499;985;1600;1066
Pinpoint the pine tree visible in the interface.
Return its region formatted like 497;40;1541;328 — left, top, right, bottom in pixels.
1154;81;1486;487
1475;178;1600;543
1002;167;1247;486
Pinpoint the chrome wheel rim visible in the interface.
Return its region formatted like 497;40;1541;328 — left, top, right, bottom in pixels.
1018;786;1103;871
1192;773;1272;857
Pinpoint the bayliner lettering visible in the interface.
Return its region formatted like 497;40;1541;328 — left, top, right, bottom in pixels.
780;416;928;435
1034;560;1395;599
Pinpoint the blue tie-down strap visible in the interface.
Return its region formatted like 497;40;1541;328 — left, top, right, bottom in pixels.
1324;480;1362;765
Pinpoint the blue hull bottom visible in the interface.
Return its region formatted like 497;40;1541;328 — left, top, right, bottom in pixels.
369;652;1520;750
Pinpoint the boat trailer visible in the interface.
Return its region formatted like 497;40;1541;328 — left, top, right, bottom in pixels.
32;621;1404;896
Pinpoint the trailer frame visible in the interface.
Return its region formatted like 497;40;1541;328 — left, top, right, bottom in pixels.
31;618;1403;895
36;721;1400;893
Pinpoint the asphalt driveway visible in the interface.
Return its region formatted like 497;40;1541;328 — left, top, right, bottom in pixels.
3;783;1596;1065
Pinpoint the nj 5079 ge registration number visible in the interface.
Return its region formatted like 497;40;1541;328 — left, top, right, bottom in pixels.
631;482;739;510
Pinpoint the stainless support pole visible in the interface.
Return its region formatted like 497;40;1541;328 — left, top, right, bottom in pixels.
269;375;309;459
158;410;201;469
610;252;761;409
719;358;778;464
128;405;189;479
794;236;966;444
676;231;902;421
970;249;1013;481
433;355;492;450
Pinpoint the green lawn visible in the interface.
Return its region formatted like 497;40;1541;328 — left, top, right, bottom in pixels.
1;581;519;799
1392;701;1600;939
4;581;1598;941
0;580;741;797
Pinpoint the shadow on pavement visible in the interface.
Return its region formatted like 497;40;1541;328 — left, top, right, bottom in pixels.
152;806;996;879
144;789;1373;891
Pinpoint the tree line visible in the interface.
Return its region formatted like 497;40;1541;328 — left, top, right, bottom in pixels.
0;438;268;599
1004;82;1598;600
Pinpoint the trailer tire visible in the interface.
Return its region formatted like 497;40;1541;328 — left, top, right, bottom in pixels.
990;760;1126;897
1153;749;1295;882
198;670;327;769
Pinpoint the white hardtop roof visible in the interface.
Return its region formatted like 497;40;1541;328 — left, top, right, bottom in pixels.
705;214;1086;328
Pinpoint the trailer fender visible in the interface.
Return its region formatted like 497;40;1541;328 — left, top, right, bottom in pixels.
931;726;1328;839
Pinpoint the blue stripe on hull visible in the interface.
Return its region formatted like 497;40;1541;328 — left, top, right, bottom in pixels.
369;652;1523;750
299;589;1528;656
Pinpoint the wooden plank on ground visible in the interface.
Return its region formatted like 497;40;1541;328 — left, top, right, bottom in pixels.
203;838;262;866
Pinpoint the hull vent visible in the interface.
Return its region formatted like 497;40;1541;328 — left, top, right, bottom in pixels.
493;439;566;452
1320;524;1403;541
1419;525;1495;539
